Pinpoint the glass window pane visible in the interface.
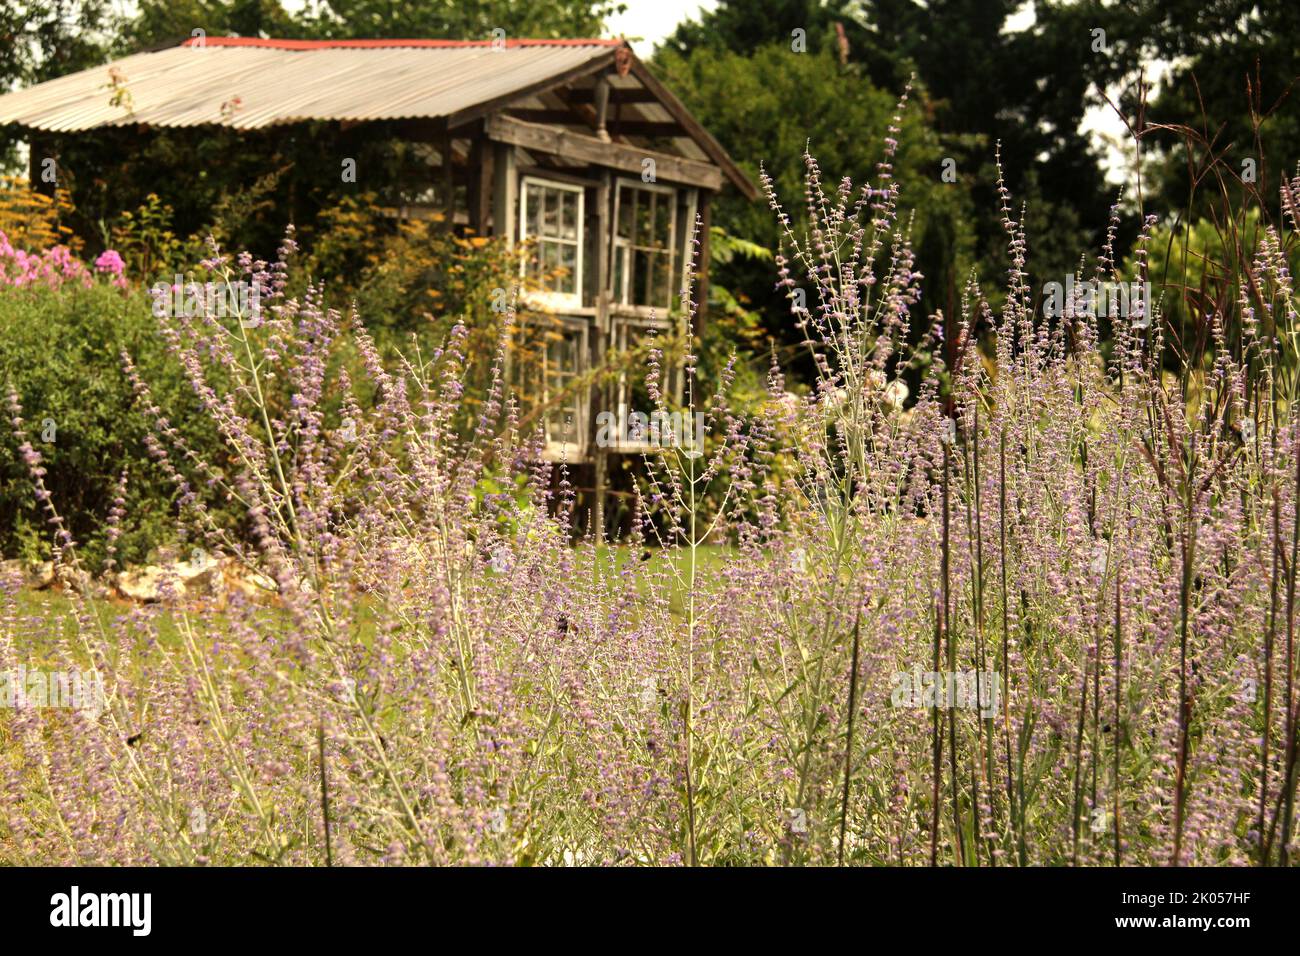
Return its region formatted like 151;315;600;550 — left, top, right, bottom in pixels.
614;244;629;304
544;328;582;446
618;188;634;239
543;190;559;236
526;185;541;238
650;253;669;307
561;192;577;240
646;192;660;249
654;194;671;248
618;322;655;426
635;191;651;248
559;243;577;294
633;249;650;306
522;183;584;300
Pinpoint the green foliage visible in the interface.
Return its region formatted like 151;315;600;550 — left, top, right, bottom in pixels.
313;197;501;319
653;38;974;376
473;472;536;537
0;0;120;91
122;0;623;48
656;42;955;249
304;191;529;343
0;282;226;566
0;0;122;168
1113;1;1300;216
109;193;199;280
293;0;623;40
124;0;299;49
51;122;397;263
700;226;770;395
1125;210;1300;371
658;0;1117;291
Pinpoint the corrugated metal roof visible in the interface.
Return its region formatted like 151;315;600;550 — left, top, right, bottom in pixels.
0;38;623;131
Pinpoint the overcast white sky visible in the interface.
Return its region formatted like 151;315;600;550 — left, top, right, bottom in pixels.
606;0;717;49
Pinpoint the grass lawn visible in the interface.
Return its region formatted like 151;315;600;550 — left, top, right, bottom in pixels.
7;543;736;659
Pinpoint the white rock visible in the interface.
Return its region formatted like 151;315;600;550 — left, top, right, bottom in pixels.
27;561;55;589
56;564;94;592
0;559;57;589
115;565;169;602
172;557;221;594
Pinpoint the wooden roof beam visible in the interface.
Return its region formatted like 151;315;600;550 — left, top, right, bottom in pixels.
484;114;723;191
566;87;658;104
504;110;685;139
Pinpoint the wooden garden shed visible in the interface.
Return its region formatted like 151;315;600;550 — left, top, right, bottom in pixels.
0;35;756;529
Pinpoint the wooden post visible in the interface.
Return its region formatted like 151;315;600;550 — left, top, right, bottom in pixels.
592;171;612;539
491;142;517;244
593;75;611;142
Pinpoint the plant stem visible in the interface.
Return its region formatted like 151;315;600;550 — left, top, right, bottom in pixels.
1172;502;1195;865
943;437;964;863
318;720;333;867
1113;570;1123;866
837;612;863;865
999;427;1018;864
1279;428;1300;863
931;595;942;866
1260;457;1278;863
684;448;698;867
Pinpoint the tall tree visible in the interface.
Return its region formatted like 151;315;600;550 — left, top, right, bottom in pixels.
292;0;622;42
0;0;122;169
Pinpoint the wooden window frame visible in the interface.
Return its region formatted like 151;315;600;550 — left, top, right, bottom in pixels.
610;178;678;314
609;314;676;453
522;314;589;460
519;176;586;310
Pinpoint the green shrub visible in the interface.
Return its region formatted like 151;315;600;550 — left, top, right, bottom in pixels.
0;281;226;566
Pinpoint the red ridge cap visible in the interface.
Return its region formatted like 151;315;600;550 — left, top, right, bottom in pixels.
178;37;624;50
